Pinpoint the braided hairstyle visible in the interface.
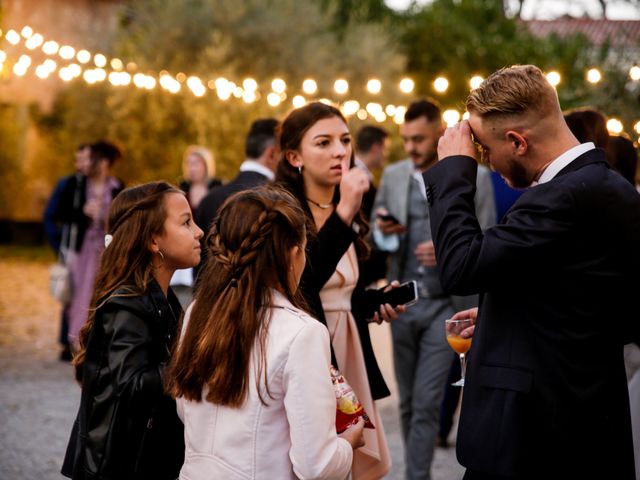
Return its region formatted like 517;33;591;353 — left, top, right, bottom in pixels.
73;181;184;382
167;186;307;407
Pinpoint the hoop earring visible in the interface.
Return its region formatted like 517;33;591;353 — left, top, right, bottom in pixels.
157;250;165;263
298;166;302;174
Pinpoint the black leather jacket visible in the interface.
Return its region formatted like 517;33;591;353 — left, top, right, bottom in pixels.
62;280;184;480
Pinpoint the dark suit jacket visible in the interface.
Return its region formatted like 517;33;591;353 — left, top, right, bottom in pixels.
195;170;269;235
423;149;640;479
300;210;390;401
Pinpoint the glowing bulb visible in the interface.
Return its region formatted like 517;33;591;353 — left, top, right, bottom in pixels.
0;51;6;63
144;76;156;90
110;58;123;70
630;65;640;81
77;50;91;64
13;63;28;76
83;69;96;84
434;77;449;93
243;78;258;92
394;106;407;125
366;78;382;94
267;92;281;106
59;46;75;60
366;102;382;116
546;71;561;87
385;104;396;117
18;54;32;67
634;121;640;134
25;33;43;49
357;109;368;120
463;111;470;120
399;77;414;93
271;78;286;93
94;54;107;68
293;95;306;108
470;75;484;90
233;86;244;98
6;30;20;45
35;64;50;79
302;79;317;95
59;67;74;82
374;112;387;123
21;26;33;38
94;68;106;82
242;90;257;103
606;118;623;135
586;68;601;84
334;79;349;95
133;74;146;88
67;63;82;78
187;76;203;89
217;87;231;100
176;72;186;83
342;100;360;116
42;41;59;55
443;109;461;127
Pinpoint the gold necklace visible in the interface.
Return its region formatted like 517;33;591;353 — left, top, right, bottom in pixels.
306;197;333;209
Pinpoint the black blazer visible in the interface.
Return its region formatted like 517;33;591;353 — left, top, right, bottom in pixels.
423;150;640;479
300;211;390;401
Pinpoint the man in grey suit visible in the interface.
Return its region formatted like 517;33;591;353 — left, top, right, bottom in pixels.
372;99;495;480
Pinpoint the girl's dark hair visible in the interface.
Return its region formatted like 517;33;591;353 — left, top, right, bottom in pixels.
275;102;370;258
73;181;184;382
166;186;307;407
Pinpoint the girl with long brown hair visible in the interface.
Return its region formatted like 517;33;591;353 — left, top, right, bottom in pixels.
276;102;404;479
62;181;203;480
167;186;364;479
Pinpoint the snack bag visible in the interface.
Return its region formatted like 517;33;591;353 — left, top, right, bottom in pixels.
330;365;375;433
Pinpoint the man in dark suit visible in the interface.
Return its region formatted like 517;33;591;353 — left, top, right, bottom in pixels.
424;65;640;479
196;118;279;235
355;125;389;219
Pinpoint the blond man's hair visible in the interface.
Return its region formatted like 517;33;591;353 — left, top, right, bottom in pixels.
466;65;559;120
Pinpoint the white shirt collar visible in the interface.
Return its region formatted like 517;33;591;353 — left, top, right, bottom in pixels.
239;159;275;180
537;142;595;184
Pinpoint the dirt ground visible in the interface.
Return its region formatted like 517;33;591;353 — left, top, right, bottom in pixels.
0;253;464;480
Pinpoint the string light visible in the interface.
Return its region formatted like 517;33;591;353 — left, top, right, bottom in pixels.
21;26;33;38
470;75;484;90
292;95;306;108
243;78;258;92
76;49;91;64
366;78;381;94
546;71;561;87
399;78;414;93
334;79;349;94
59;45;75;60
342;100;360;116
634;121;640;135
42;41;59;55
242;90;257;103
267;92;281;106
586;68;601;84
302;79;317;95
5;30;21;45
630;65;640;81
606;118;623;134
94;54;107;68
385;104;396;116
434;77;449;93
356;109;368;120
25;33;43;50
271;78;286;94
443;109;461;127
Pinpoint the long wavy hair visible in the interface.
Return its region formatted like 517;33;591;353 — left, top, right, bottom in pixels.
166;186;307;407
73;181;184;382
275;102;370;259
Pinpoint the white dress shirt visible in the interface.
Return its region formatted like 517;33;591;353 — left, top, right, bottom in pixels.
537;142;595;184
239;160;275;181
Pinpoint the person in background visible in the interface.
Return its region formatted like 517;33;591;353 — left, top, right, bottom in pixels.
62;181;202;479
172;145;220;307
43;144;92;361
276;102;405;479
168;186;362;479
54;140;124;351
196;118;279;235
607;134;638;187
372;99;495;480
355;125;390;219
427;64;639;479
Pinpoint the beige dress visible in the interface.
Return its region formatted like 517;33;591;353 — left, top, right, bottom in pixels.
319;244;391;480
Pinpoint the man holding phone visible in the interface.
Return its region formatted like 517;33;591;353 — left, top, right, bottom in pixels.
372;99;496;480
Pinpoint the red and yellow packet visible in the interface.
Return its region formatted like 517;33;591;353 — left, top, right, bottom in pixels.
330;365;375;433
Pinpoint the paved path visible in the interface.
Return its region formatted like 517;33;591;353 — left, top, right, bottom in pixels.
0;256;465;479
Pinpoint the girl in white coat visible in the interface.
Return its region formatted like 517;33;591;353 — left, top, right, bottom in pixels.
167;186;364;479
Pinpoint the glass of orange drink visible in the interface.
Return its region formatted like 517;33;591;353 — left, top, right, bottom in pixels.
445;318;473;387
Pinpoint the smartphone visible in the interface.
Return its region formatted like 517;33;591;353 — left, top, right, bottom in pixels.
376;212;401;225
366;280;418;321
381;280;418;308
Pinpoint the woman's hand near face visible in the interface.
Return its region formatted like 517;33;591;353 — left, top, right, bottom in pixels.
336;156;369;226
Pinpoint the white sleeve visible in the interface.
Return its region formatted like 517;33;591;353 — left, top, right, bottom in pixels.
283;320;352;480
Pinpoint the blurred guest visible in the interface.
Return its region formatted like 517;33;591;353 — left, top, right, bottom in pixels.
179;145;221;211
54;141;124;350
355;125;390;219
171;145;220;307
277;102;404;479
62;181;201;480
428;65;640;479
168;186;362;479
564;107;609;149
607;134;638;187
43;144;91;360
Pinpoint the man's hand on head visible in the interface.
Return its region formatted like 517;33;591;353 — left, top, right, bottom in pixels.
437;120;477;161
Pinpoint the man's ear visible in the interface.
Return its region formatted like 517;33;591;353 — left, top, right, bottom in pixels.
285;150;301;168
506;131;527;155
